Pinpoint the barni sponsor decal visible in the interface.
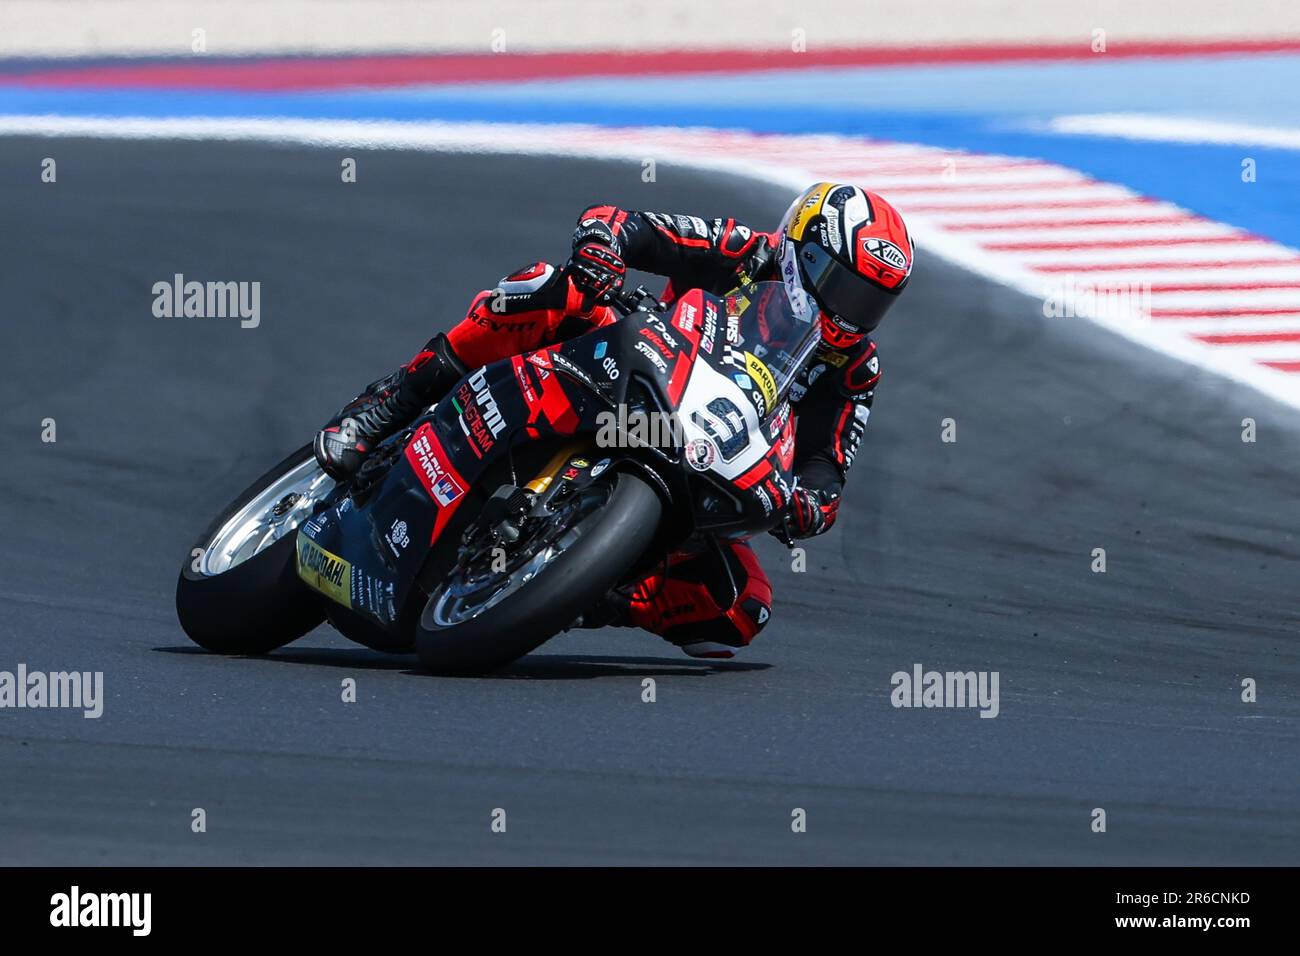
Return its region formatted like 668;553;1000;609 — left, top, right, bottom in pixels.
675;301;699;333
456;367;507;456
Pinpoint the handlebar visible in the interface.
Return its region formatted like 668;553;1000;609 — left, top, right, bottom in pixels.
604;284;663;317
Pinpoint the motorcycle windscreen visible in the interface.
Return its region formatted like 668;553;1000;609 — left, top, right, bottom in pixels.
721;280;822;412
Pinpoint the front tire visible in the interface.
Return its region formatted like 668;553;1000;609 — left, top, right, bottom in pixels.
416;472;662;674
176;444;333;654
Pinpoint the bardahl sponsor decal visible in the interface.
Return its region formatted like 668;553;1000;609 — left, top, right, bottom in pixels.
744;351;778;409
297;534;352;607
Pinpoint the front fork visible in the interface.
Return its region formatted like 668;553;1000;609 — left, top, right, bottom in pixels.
462;440;592;555
469;439;677;594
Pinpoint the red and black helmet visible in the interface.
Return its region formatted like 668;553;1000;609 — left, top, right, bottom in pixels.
776;182;914;347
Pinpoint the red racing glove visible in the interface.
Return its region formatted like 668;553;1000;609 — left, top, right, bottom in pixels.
775;485;841;543
567;218;626;303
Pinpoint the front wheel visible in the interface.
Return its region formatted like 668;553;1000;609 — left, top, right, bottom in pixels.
176;444;335;654
416;472;662;674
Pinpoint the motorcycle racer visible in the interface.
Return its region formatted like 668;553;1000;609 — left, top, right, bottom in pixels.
314;183;914;658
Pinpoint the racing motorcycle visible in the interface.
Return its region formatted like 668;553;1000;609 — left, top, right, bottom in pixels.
175;279;820;673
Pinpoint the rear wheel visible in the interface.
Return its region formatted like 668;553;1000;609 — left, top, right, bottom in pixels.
416;472;662;674
176;444;335;654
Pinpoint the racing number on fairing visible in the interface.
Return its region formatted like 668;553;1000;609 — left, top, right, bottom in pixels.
693;397;751;462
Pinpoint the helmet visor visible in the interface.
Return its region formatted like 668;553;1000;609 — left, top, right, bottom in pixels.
798;241;900;333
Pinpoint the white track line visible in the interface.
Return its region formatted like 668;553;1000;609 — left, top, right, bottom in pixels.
2;113;1299;410
1046;113;1300;150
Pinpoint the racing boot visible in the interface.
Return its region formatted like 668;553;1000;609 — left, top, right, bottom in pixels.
314;333;467;481
570;591;634;630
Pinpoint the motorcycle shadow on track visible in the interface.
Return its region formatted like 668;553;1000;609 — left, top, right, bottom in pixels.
154;645;770;681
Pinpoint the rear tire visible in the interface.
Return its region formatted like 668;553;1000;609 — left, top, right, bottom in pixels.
416;472;662;674
176;444;329;654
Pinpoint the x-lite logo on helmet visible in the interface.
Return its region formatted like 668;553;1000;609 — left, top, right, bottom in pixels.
777;182;914;343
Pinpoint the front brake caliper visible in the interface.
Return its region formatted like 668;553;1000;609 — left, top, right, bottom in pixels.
461;485;534;557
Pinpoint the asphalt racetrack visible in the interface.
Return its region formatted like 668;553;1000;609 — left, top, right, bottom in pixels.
1;138;1298;864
